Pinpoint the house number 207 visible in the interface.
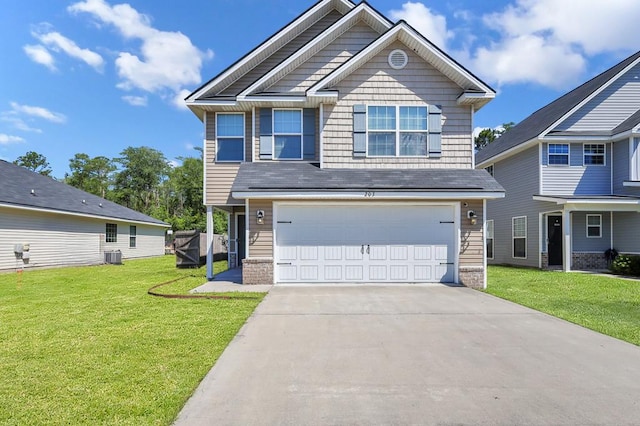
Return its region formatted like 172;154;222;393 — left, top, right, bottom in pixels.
364;191;375;197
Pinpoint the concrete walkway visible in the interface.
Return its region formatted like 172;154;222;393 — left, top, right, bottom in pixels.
174;285;640;425
190;268;272;293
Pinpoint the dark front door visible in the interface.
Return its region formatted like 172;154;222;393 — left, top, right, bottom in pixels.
547;215;563;266
237;214;246;262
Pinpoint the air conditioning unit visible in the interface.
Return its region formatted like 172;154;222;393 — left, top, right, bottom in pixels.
104;250;122;265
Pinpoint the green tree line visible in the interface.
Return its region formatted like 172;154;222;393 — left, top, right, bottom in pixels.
13;148;227;234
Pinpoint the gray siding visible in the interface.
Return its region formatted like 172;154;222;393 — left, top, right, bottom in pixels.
220;10;344;96
612;211;640;253
485;146;544;268
0;207;165;271
571;212;611;252
612;139;630;193
541;143;611;195
554;62;640;132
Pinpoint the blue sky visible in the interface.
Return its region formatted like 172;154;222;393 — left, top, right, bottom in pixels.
1;0;638;178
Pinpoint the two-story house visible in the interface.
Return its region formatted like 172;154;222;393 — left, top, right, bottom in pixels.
476;51;640;272
186;0;503;287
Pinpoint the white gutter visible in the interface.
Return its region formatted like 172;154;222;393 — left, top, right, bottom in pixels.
233;191;505;200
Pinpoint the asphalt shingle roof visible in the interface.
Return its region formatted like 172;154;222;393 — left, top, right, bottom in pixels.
0;160;168;226
476;50;640;165
231;162;504;193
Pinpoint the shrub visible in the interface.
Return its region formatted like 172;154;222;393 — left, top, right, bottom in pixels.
611;254;640;276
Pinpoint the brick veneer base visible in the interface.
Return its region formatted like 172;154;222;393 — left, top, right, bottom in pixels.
459;266;484;289
572;252;608;270
242;258;274;284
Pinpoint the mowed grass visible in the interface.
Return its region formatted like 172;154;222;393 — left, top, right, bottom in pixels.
486;266;640;346
0;256;264;425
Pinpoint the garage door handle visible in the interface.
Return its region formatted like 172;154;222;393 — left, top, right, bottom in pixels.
361;245;364;254
366;245;370;254
277;262;292;265
440;262;454;265
440;221;454;224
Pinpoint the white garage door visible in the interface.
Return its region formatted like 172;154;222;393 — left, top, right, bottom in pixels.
275;204;456;283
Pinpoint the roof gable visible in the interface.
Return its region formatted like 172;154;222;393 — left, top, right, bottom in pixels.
307;20;495;108
476;50;640;166
0;160;168;226
186;0;354;101
238;2;391;97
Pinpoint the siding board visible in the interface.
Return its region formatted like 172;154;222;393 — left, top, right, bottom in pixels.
247;199;273;258
541;143;611;195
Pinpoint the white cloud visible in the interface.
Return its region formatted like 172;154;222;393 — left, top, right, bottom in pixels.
23;44;56;71
9;102;67;124
122;95;147;106
0;134;25;145
34;30;104;72
0;114;43;133
389;2;451;50
68;0;213;104
168;159;180;168
171;89;191;110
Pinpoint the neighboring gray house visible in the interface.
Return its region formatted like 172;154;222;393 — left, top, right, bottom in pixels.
186;0;504;287
476;51;640;271
0;160;169;271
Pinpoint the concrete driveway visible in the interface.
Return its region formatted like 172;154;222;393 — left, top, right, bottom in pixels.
174;285;640;425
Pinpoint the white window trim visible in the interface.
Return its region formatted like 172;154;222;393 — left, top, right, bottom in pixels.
106;223;117;243
215;112;246;163
583;143;605;166
273;108;303;160
630;137;640;181
512;216;527;259
486;219;494;260
365;105;429;158
547;143;570;166
129;225;137;249
586;214;602;238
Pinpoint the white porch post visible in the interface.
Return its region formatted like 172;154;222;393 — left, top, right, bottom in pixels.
206;206;214;280
563;209;572;272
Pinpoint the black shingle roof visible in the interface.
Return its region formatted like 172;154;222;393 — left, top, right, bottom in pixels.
476;50;640;165
0;160;168;226
231;162;504;193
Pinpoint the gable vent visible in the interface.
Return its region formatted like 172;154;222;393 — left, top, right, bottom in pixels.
388;49;408;69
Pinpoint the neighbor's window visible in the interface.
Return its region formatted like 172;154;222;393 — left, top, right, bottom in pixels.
586;214;602;238
548;144;569;165
512;216;526;258
584;144;605;165
129;225;137;248
273;109;302;160
485;164;494;177
106;223;117;243
368;106;428;156
216;113;245;162
486;219;494;259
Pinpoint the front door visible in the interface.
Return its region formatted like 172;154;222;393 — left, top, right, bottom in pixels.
237;214;246;263
547;215;563;266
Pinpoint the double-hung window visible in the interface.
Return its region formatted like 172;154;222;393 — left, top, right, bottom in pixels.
129;225;137;248
584;144;605;165
512;216;526;258
486;219;494;259
548;144;569;165
368;106;428;156
216;113;245;162
273;109;302;160
586;214;602;238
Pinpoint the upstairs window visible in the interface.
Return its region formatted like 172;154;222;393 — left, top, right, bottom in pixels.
273;109;302;160
584;144;605;165
548;144;569;165
106;223;117;243
216;113;245;162
367;106;428;157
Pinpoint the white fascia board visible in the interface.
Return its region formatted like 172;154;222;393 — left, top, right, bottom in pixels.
532;196;640;210
237;96;308;103
233;191;505;200
543;134;611;141
186;100;238;107
238;3;391;98
457;92;495;104
187;0;355;101
475;138;540;168
540;56;640;139
623;181;640;187
0;202;171;228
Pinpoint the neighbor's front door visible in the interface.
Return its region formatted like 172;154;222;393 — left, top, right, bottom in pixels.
547;215;563;266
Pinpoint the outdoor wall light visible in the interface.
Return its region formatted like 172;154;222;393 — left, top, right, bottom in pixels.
256;210;265;225
467;210;478;225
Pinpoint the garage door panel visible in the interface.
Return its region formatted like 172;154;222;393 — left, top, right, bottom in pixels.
276;205;456;283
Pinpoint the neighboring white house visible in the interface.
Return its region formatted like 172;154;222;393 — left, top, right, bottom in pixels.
0;159;170;271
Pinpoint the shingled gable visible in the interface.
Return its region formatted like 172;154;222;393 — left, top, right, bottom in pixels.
476;50;640;166
185;0;355;105
237;1;392;99
0;160;168;226
306;20;495;109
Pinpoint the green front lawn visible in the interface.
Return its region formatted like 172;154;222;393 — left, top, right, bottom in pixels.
0;256;264;425
486;266;640;346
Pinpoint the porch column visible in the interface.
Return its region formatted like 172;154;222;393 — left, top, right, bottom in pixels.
563;209;572;272
206;206;214;280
